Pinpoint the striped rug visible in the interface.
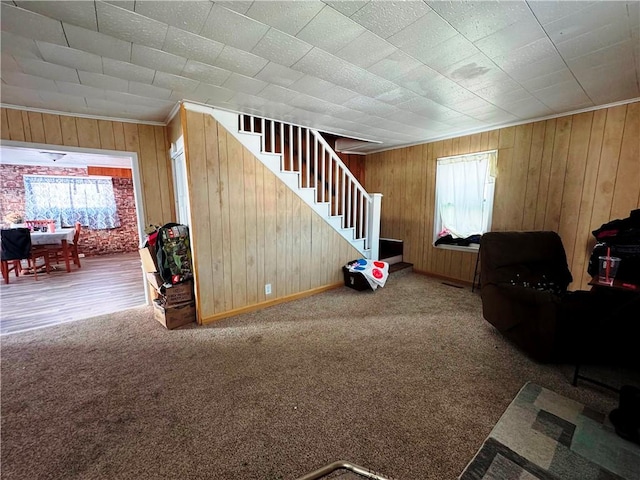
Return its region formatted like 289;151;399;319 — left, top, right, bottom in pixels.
459;382;640;480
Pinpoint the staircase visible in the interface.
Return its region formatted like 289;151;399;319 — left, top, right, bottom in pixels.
184;103;382;260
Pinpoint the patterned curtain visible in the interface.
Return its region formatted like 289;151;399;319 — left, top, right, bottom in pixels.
24;175;121;230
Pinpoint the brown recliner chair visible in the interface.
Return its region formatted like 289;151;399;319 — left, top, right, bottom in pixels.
479;231;602;363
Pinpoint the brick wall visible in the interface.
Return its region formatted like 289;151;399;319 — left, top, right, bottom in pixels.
0;164;139;255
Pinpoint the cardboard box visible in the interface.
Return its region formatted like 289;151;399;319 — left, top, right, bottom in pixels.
153;301;196;330
160;280;194;305
146;272;163;290
139;246;158;273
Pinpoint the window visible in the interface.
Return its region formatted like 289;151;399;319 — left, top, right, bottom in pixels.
433;150;497;247
24;175;120;230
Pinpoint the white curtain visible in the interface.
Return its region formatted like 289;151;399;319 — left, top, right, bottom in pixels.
435;151;496;239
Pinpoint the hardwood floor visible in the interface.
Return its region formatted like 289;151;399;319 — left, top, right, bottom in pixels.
0;252;147;335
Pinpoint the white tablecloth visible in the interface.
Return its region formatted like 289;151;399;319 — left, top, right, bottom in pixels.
30;228;74;246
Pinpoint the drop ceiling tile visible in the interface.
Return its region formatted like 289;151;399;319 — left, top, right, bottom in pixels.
56;80;106;99
321;85;360;104
493;39;563;80
102;89;174;108
222;72;268;95
428;1;531;42
226;92;272;112
38;90;88;110
133;1;212;35
351;0;431;39
215;2;254;15
556;22;631;61
85;98;169;121
192;83;236;103
416;34;480;73
254;63;305;87
181;60;232;86
1;71;59;92
502;96;554;118
575;60;639;104
567;39;635;71
131;44;187;76
387;10;457;54
1;54;22;72
288;75;336;97
335;31;396;69
543;2;629;43
474;17;546;59
527;1;595;26
96;1;168;50
289;94;336;115
102;1;135;11
342;95;395;116
251;29;313;68
394;65;440;96
1;3;67;46
152;71;199;93
214;46;269;77
374;87;418;106
0;84;47;108
36;42;103;73
78;71;128;91
256;84;300;103
351;72;398;98
102;57;155;84
519;68;575;93
367;49;423;82
15;58;79;83
245;1;325;36
162;27;224;66
291;48;350;83
323;1;370;17
532;79;593;112
15;1;98;31
1;32;42;60
199;4;270;51
296;5;366;53
128;80;172;100
64;23;131;62
442;53;499;90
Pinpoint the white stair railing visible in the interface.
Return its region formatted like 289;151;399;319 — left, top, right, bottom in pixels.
239;114;381;260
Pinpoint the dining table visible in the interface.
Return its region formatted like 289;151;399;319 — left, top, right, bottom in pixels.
30;228;75;272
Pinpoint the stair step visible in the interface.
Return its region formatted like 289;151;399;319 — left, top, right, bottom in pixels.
388;262;413;277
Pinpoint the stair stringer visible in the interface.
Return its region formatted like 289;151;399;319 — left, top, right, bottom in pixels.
185;104;369;257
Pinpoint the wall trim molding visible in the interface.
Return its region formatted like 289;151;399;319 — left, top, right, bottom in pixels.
198;282;344;325
0;103;167;127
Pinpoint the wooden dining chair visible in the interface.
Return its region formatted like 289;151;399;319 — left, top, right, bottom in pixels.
1;228;51;283
46;222;82;269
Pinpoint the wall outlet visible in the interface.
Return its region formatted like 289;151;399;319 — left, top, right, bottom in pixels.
265;283;271;295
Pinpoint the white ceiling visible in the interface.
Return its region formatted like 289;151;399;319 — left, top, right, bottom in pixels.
1;1;639;153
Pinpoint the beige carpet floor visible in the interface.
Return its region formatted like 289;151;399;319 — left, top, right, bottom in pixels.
0;272;632;480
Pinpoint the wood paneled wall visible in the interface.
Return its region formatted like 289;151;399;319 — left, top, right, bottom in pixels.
0;107;175;228
183;109;361;324
365;102;640;290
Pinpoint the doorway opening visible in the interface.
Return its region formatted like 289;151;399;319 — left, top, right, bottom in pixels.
0;141;148;334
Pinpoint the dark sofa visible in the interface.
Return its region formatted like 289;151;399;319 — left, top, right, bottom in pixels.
479;231;612;363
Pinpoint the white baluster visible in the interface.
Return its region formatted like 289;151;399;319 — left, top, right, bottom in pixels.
305;128;311;188
321;145;325;203
250;115;254;133
314;138;318;194
297;127;302;176
289;124;293;171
